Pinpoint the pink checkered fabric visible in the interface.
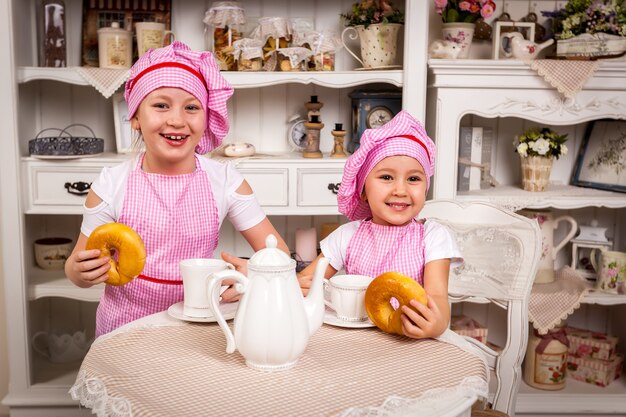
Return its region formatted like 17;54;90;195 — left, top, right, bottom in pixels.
345;219;426;285
338;111;436;221
124;41;233;154
95;155;220;336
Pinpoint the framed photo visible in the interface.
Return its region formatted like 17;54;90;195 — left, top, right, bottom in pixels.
492;21;536;59
81;0;172;66
572;120;626;193
113;92;133;153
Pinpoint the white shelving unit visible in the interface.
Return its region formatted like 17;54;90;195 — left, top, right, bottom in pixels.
0;1;430;415
427;60;626;416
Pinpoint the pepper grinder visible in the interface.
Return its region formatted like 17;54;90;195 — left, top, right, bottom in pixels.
330;123;347;158
303;115;324;158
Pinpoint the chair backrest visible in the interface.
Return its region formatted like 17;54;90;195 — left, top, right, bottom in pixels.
421;200;541;417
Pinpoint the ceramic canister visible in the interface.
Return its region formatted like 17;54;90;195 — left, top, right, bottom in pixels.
97;22;132;69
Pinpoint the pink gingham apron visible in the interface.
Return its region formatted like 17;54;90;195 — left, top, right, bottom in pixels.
345;218;426;285
95;154;219;336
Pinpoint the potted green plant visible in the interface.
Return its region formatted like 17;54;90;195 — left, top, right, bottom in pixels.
340;1;404;69
542;0;626;58
514;127;568;192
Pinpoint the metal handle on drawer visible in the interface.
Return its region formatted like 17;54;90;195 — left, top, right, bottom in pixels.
64;181;91;196
327;183;341;194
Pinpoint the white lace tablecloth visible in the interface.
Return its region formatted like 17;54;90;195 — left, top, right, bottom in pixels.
70;312;488;417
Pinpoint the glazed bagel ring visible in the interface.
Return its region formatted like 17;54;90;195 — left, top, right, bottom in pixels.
86;223;146;286
365;272;428;335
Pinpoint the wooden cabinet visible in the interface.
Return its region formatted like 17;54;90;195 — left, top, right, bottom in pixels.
427;60;626;416
0;0;429;415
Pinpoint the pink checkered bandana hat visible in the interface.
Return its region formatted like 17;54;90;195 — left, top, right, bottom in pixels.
338;111;436;221
124;41;234;154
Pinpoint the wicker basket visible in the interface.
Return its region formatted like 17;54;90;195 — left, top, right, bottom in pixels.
520;155;553;192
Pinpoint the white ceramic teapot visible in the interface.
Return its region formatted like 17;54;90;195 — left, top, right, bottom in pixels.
501;32;554;60
208;234;329;371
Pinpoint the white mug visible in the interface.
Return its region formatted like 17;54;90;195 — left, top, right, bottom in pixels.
180;258;234;318
135;22;175;57
590;249;626;294
324;274;374;321
31;330;93;363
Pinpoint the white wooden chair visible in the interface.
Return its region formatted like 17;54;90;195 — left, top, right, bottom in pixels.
421;200;541;417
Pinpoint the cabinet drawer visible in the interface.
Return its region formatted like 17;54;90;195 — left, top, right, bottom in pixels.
25;166;100;213
297;168;342;207
240;168;289;207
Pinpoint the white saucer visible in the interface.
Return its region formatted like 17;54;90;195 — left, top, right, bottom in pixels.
354;65;402;71
323;309;376;329
167;301;238;323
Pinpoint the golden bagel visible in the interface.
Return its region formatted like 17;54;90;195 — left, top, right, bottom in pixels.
86;223;146;286
365;271;428;335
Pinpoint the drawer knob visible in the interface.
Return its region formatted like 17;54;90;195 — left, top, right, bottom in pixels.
64;181;91;196
327;183;340;194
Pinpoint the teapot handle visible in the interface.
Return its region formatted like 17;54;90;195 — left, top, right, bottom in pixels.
500;32;515;58
553;215;578;258
31;331;50;358
208;269;248;354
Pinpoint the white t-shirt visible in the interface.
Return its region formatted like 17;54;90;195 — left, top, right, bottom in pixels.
320;219;463;273
81;154;266;236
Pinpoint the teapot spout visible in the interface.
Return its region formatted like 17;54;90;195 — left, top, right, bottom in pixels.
303;257;330;336
538;38;555;51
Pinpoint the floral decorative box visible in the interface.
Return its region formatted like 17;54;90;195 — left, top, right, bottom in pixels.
565;326;618;361
567;354;623;387
450;315;487;343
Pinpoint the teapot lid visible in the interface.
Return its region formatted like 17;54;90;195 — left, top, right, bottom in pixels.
248;234;295;268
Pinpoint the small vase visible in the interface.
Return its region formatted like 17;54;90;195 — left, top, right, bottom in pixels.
341;23;402;69
521;155;553;192
442;22;475;59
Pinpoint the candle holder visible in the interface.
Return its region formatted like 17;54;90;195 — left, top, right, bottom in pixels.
330;123;347;158
303;114;324;158
305;95;323;121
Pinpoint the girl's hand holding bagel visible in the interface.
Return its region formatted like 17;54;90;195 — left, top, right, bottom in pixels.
85;223;146;286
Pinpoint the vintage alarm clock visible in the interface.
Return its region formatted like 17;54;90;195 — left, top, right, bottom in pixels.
287;114;308;151
348;90;402;153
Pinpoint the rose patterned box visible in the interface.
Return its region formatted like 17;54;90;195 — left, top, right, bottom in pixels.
567;353;623;387
565;326;619;360
450;315;488;343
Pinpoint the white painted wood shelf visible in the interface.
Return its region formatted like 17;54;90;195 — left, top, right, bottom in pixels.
29;269;102;302
17;66;403;89
517;375;626;415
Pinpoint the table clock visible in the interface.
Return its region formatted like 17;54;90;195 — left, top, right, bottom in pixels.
348;90;402;153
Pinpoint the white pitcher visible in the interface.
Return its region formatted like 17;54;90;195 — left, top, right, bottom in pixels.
208;234;329;371
521;210;577;283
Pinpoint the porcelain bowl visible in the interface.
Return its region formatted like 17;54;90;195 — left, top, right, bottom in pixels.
34;237;72;270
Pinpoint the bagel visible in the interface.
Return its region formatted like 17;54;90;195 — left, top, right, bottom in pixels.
86;223;146;286
364;271;428;335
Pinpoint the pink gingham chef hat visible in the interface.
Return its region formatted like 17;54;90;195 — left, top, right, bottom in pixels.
124;41;234;154
337;111;436;221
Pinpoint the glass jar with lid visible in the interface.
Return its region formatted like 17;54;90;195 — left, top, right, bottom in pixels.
203;1;246;71
250;17;293;66
232;38;264;71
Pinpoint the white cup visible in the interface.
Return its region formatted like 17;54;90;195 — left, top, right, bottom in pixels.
324;274;374;321
180;259;234;318
135;22;175;57
31;330;93;363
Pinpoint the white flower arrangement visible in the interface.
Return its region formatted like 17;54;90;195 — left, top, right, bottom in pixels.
514;127;569;159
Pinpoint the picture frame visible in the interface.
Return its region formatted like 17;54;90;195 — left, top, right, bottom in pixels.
81;0;172;67
492;21;536;59
113;92;133;153
572;120;626;193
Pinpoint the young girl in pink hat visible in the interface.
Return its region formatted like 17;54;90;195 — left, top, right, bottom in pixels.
65;41;288;336
298;111;461;339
